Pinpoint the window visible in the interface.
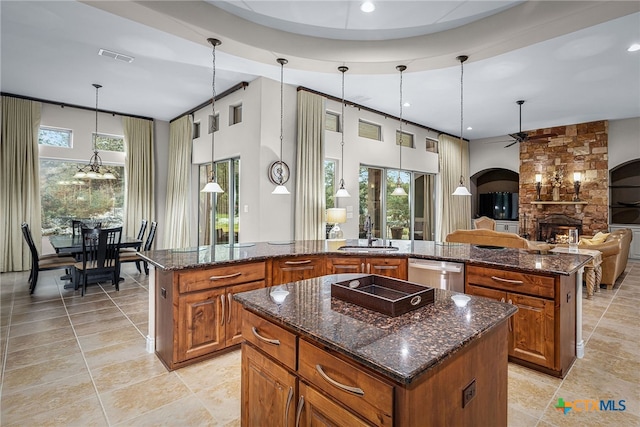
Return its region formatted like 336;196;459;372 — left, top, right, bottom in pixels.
199;158;240;245
230;104;242;125
193;122;201;139
358;120;381;141
208;114;219;133
396;130;414;148
94;133;124;152
39;127;72;147
324;160;336;209
40;159;124;235
426;138;438;153
326;111;340;132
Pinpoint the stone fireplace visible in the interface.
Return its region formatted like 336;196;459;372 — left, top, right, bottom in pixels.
537;214;583;243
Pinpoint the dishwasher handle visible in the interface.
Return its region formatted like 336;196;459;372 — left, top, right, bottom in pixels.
408;261;462;274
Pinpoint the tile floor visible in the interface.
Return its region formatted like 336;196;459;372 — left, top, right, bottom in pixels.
1;261;638;426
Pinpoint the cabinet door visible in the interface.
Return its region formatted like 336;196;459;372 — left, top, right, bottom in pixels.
366;258;407;279
242;343;297;427
298;382;373;427
508;292;555;369
273;256;325;285
178;288;226;361
226;280;266;347
326;257;364;275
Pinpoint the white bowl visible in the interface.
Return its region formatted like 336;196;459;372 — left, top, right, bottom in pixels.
451;294;471;307
270;289;289;304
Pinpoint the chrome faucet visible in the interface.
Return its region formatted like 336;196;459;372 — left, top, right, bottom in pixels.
364;215;377;247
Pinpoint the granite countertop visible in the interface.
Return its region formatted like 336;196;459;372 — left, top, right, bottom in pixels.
234;274;518;385
139;239;592;276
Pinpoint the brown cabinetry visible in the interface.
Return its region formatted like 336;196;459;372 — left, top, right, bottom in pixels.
272;256;325;285
156;261;266;370
465;265;575;377
326;257;407;279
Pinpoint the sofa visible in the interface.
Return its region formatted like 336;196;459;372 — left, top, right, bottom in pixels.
445;229;530;249
578;229;632;288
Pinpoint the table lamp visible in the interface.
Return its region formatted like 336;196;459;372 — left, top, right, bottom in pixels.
326;208;347;240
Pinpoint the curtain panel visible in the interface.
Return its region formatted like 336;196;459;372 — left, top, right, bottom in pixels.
123;117;155;241
1;96;42;272
438;134;471;241
163;115;193;249
294;91;326;241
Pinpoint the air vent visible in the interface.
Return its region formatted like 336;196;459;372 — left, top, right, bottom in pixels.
98;48;134;64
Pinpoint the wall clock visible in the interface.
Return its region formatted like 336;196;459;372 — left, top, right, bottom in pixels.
268;161;290;185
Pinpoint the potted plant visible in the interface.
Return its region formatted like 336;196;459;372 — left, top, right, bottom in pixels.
388;208;409;239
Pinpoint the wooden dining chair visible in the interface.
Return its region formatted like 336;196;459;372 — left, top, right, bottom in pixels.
21;223;76;294
71;220;85;238
120;221;157;275
120;220;148;271
74;226;122;296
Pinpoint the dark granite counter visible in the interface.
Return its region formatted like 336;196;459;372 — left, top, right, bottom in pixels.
139;239;591;276
234;273;518;385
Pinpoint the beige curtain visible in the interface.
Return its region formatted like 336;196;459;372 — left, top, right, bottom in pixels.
163;115;193;249
1;96;42;272
123;117;155;239
438;134;471;240
294;91;326;240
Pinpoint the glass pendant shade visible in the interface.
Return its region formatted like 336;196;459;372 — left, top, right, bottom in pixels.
391;185;408;196
335;185;350;198
201;181;224;193
452;184;472;196
272;185;290;195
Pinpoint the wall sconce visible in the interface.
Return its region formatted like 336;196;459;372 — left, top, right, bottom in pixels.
573;172;581;201
535;173;542;201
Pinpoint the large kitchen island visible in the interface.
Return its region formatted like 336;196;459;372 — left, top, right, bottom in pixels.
236;274;517;426
139;239;591;379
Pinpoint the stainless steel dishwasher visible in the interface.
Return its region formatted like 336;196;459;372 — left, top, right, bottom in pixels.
408;258;465;293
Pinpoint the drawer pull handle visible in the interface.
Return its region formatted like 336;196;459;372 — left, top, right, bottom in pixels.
500;297;505;303
209;272;242;281
284;260;312;265
220;295;225;326
285;386;293;426
361;263;365;273
373;265;398;270
295;395;304;427
315;364;365;396
490;276;524;285
335;265;359;270
252;326;280;346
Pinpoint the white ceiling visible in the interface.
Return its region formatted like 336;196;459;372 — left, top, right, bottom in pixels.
1;1;639;140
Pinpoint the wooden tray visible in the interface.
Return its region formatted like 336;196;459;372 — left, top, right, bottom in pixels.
331;275;434;317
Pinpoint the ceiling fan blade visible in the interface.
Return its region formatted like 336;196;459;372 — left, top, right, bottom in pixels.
504;140;519;148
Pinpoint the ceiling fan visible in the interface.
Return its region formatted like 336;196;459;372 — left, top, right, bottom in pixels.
503;100;557;148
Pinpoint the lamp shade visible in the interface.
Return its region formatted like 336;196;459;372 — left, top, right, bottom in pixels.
535;174;542;183
335;187;350;198
272;185;290;195
452;185;472;196
573;172;581;181
201;181;224;193
326;208;347;224
391;186;408;196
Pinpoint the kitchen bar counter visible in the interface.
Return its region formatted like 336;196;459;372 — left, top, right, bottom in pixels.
139;239;591;276
235;274;517;385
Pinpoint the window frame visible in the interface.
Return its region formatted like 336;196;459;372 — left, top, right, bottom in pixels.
230;104;242;126
93;132;125;153
396;130;414;148
38;126;73;148
325;111;341;133
358;119;382;141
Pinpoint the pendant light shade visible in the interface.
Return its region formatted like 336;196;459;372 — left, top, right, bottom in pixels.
335;66;350;198
392;65;408;197
201;38;224;193
452;55;471;197
73;84;115;180
272;58;290;195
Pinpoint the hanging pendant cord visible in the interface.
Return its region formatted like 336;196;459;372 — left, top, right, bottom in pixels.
399;68;403;172
339;66;347;188
94;85;99;152
457;55;468;186
279;60;284;184
209;38;220;182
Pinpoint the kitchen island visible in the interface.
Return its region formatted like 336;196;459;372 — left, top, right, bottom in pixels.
139;240;591;374
236;274;517;426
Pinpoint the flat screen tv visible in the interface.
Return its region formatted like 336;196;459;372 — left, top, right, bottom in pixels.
479;192;518;220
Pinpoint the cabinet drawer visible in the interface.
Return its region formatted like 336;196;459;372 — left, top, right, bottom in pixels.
466;283;506;302
178;262;265;293
467;265;555;299
242;309;297;371
298;339;393;427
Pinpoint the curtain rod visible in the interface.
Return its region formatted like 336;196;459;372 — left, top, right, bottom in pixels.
0;92;153;121
297;86;465;141
170;82;250;123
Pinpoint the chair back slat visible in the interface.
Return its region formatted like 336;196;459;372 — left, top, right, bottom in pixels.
144;221;157;251
21;222;39;261
136;220;148;241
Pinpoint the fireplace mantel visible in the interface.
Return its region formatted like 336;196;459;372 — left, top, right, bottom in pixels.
531;201;588;213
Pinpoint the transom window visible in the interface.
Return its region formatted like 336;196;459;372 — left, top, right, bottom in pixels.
94;133;124;152
230;104;242;125
396;130;414;148
358;120;382;141
39;127;72;148
325;111;340;132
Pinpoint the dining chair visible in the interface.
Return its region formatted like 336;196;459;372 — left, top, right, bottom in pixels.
71;220;85;238
21;223;76;294
120;221;157;275
120;220;148;272
74;226;122;296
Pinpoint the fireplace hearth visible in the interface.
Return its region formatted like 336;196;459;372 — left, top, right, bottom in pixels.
537;214;583;243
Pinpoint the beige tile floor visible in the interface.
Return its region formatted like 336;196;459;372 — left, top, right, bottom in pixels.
1;261;638;426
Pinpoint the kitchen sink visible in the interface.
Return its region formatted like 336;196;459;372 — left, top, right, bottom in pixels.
337;245;399;253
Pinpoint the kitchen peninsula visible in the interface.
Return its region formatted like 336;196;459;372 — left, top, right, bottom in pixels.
139;240;591;376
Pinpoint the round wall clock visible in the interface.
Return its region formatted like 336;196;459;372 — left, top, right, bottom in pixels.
268;161;290;185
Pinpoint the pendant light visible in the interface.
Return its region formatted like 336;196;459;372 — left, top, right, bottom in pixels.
335;66;350;198
271;58;291;195
452;55;472;196
391;65;408;196
73;84;115;180
201;38;224;193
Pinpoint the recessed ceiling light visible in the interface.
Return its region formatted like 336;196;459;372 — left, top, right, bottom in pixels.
361;1;375;13
628;43;640;52
467;126;473;130
403;102;410;107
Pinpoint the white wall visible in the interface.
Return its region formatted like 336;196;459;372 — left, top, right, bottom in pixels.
609;117;640;170
324;97;440;239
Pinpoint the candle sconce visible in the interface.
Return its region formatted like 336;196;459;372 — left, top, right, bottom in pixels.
535;174;542;201
573;172;581;202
